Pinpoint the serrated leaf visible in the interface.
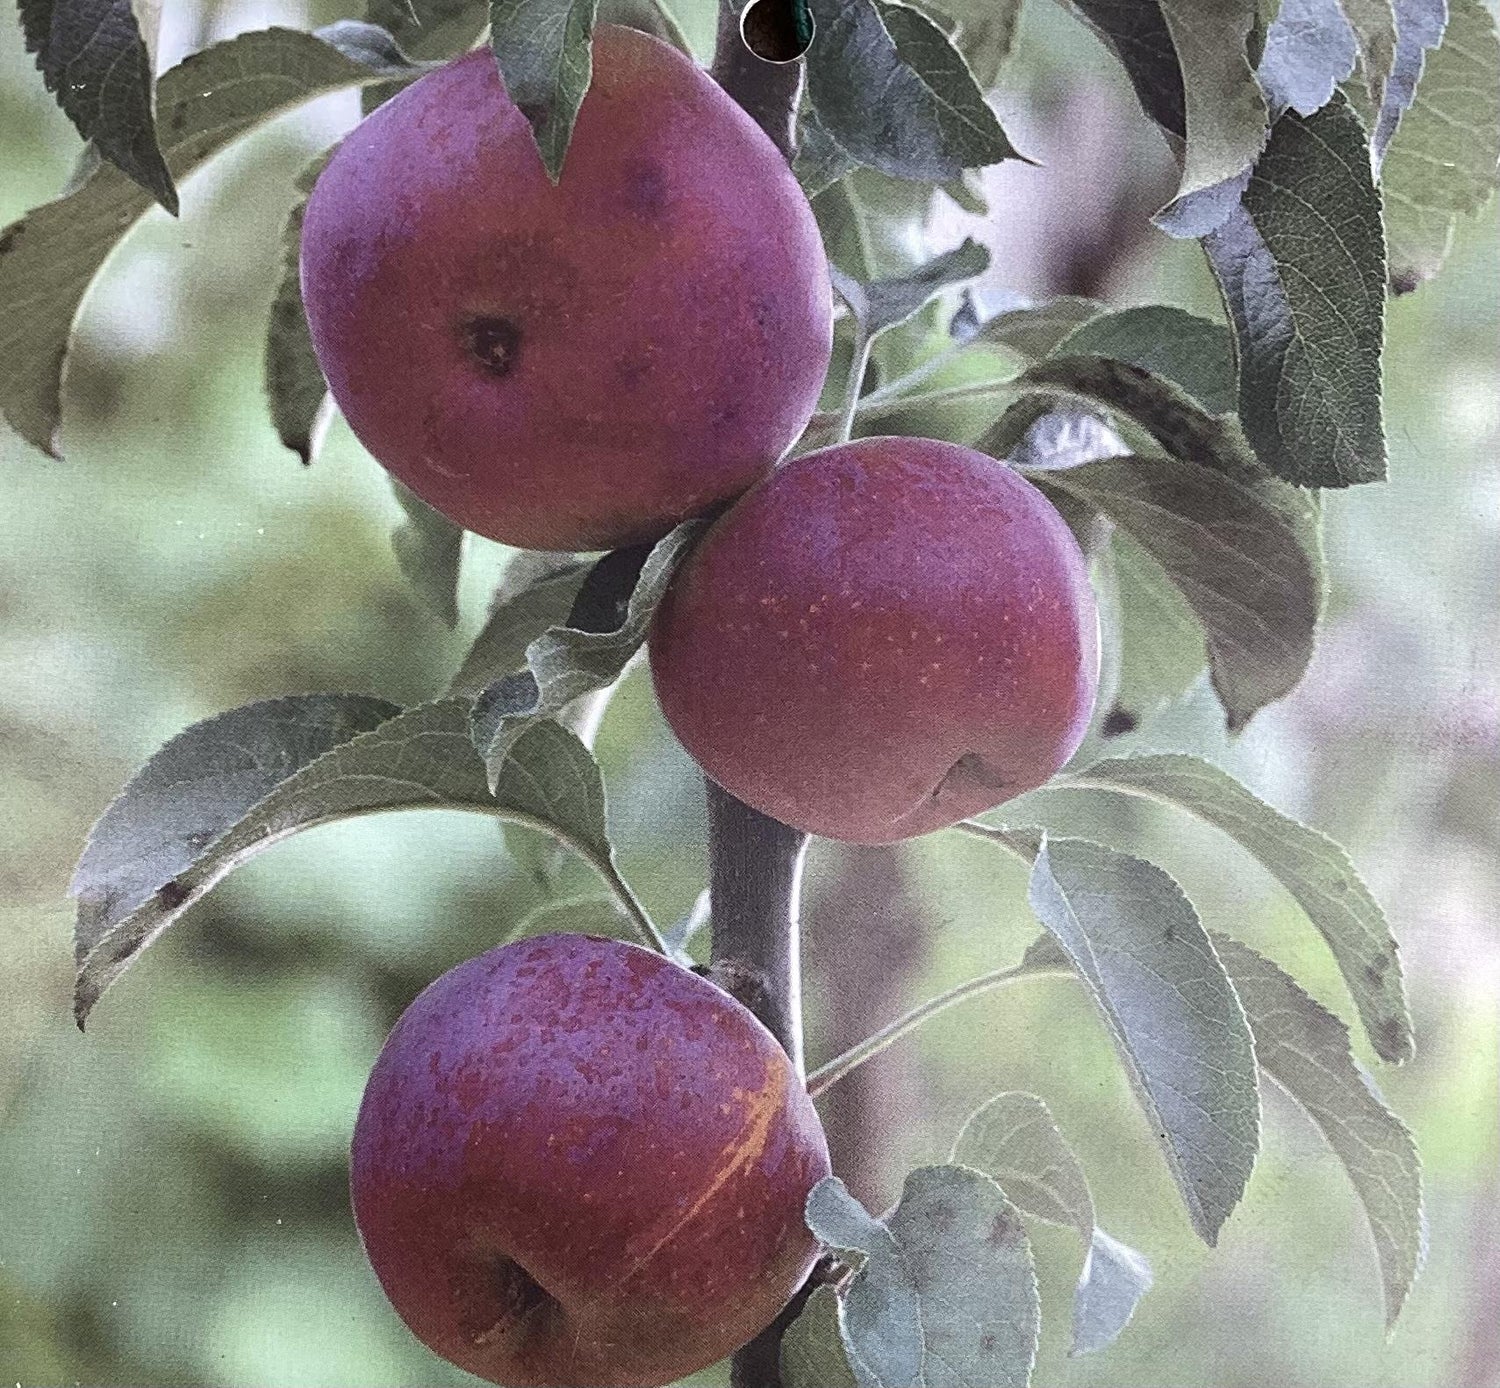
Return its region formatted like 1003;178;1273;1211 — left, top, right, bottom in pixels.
805;0;1022;181
389;479;464;627
1151;0;1269;237
72;693;408;1022
1203;95;1386;488
1035;452;1321;729
952;1092;1094;1239
835;237;991;338
1214;935;1424;1326
1107;530;1210;727
1380;0;1500;292
1070;0;1185;137
1052;305;1237;415
807;1168;1040;1388
795;106;860;198
1027;837;1261;1244
470;523;700;786
1371;0;1447;159
1259;0;1360;116
951;1092;1150;1356
362;0;487;111
19;0;176;211
1072;1229;1155;1355
1061;752;1412;1062
490;0;601;182
490;719;612;863
264;149;335;464
448;555;591;698
968;296;1107;359
0;24;431;457
782;1284;859;1388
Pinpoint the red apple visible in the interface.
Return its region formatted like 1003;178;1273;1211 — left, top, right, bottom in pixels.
649;436;1100;842
351;932;830;1387
300;27;833;552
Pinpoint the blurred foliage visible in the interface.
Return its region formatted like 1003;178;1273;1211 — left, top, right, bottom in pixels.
1;0;1496;1385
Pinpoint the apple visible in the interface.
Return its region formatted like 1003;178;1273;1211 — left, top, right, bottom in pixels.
351;932;831;1387
648;436;1100;842
300;26;833;552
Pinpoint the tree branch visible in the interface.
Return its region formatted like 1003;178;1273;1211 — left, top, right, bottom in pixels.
711;0;804;161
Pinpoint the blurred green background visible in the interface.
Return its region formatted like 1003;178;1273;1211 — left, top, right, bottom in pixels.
1;1;1496;1385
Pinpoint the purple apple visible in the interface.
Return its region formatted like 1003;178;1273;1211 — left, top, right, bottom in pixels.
649;436;1100;842
300;27;832;552
351;932;831;1387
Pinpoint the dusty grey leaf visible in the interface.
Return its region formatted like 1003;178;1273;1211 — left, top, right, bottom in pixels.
1214;935;1424;1326
20;0;175;210
1027;837;1261;1244
1371;0;1447;159
389;480;464;627
489;719;612;864
1072;1229;1154;1355
1335;0;1398;105
1052;304;1237;415
0;25;428;457
1063;753;1412;1062
940;0;1025;89
838;237;991;338
1259;0;1360;116
968;296;1107;359
490;0;601;181
1203;95;1387;488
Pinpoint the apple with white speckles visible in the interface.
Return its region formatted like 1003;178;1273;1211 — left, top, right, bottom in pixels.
648;436;1100;842
350;932;830;1387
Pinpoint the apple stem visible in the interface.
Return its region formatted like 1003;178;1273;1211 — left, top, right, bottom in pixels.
711;0;804;161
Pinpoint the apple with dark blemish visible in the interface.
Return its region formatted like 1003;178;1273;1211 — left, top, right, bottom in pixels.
648;436;1100;842
351;932;830;1387
300;26;832;552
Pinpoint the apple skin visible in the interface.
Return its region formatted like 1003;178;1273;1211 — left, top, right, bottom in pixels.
648;436;1100;843
350;933;831;1388
300;27;833;552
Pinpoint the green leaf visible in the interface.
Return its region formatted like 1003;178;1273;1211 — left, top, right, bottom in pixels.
19;0;176;211
951;1092;1151;1356
389;480;464;628
1106;530;1209;729
1259;0;1359;116
1060;752;1413;1062
1380;0;1500;292
952;1092;1094;1239
807;1168;1041;1388
1214;935;1424;1327
509;892;633;941
1151;0;1269;237
1027;838;1260;1244
263;149;334;465
448;555;591;698
1371;0;1447;159
1052;305;1237;415
469;523;700;787
781;1285;860;1388
1203;95;1387;488
805;0;1022;181
967;296;1107;360
1069;0;1185;138
833;237;990;339
72;693;406;1023
361;0;487;111
939;0;1024;89
490;0;601;182
0;24;431;457
490;719;612;864
795;106;861;198
1036;452;1322;730
1336;0;1398;105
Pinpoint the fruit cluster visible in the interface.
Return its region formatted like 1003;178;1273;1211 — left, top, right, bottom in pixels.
303;27;1098;1387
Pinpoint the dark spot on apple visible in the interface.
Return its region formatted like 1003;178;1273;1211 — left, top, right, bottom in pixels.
626;159;669;218
462;316;522;377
